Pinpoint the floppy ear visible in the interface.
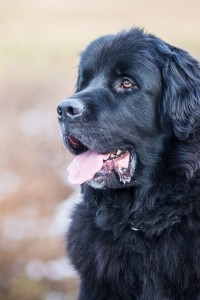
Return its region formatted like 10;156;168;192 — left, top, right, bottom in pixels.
159;44;200;140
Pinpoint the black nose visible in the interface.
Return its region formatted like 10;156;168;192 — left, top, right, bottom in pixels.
57;98;84;119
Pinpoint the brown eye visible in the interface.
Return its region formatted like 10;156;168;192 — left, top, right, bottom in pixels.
121;78;134;89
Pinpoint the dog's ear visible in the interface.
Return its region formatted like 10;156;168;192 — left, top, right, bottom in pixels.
158;42;200;140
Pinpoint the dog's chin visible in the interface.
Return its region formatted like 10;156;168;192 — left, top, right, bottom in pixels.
86;172;118;189
86;172;129;189
86;173;110;189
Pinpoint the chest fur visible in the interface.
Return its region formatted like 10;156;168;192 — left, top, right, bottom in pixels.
67;202;191;288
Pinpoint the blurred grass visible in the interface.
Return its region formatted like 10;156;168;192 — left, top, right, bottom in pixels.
0;0;200;299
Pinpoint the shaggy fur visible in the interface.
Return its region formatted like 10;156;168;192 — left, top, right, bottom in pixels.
58;29;200;299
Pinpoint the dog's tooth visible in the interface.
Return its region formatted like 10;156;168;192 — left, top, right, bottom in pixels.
110;154;115;158
116;150;122;155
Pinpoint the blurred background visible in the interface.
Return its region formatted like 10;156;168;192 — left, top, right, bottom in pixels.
0;0;200;299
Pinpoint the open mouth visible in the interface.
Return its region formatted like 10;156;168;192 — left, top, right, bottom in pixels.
67;135;137;185
101;149;136;184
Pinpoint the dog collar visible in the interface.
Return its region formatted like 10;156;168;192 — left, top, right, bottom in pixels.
130;222;143;232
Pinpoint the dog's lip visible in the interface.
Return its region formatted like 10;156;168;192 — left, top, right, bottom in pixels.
67;135;88;154
68;135;81;149
68;134;133;156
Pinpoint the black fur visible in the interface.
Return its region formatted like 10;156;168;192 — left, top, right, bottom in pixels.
59;29;200;299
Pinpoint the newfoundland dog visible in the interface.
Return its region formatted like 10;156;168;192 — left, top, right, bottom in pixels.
57;28;200;299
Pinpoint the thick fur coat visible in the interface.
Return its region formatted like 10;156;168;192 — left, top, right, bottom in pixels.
58;29;200;299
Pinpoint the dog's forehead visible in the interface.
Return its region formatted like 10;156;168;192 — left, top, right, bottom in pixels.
80;33;157;78
78;37;161;93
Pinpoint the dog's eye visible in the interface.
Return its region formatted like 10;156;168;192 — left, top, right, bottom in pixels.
121;78;135;89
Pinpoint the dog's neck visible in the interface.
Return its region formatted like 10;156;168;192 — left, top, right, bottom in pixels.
82;160;198;237
80;138;200;237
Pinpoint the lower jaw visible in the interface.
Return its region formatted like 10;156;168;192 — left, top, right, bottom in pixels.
87;172;119;189
86;152;137;189
88;167;136;189
87;173;108;189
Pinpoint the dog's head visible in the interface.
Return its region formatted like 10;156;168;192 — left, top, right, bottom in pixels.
58;28;200;189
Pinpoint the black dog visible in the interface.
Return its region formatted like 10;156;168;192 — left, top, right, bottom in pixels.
57;28;200;299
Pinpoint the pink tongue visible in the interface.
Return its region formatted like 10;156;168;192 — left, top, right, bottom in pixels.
67;150;110;184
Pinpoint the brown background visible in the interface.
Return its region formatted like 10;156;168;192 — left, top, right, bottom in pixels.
1;0;200;299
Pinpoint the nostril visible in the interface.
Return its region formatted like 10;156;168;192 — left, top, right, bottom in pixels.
67;106;75;116
66;103;84;117
57;106;62;118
